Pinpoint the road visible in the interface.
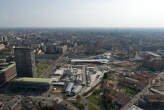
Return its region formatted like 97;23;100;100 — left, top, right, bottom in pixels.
82;66;86;86
120;72;164;110
81;71;105;96
39;52;67;97
67;70;105;110
40;52;67;78
29;95;63;103
41;52;106;110
80;95;88;110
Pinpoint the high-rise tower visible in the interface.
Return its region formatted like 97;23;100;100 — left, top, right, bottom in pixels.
14;47;36;77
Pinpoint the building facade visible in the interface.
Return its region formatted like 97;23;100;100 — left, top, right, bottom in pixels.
14;48;36;77
0;63;17;87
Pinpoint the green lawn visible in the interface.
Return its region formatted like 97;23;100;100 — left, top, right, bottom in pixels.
86;89;102;110
86;70;115;110
88;102;100;110
103;71;115;81
36;62;51;76
118;86;137;96
69;99;84;110
87;98;102;110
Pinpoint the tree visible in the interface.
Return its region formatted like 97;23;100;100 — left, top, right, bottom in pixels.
101;94;114;110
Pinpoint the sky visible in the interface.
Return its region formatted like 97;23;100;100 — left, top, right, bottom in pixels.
0;0;164;28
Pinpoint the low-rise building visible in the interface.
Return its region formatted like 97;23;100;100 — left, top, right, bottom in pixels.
108;88;131;109
9;77;52;93
0;44;5;50
143;95;164;110
65;82;74;94
0;62;16;87
142;51;164;71
56;45;67;54
128;105;143;110
54;69;64;76
72;85;82;94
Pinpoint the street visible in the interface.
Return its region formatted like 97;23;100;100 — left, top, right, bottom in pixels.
120;72;164;110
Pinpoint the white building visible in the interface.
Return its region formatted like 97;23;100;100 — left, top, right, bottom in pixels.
72;85;82;94
52;78;59;82
54;69;64;76
65;82;74;93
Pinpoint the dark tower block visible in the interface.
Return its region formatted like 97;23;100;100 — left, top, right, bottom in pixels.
14;48;37;77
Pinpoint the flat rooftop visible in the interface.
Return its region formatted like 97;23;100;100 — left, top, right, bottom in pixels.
14;47;32;50
12;77;52;84
128;105;143;110
71;59;109;64
146;51;160;57
0;63;16;74
54;69;64;75
145;95;164;102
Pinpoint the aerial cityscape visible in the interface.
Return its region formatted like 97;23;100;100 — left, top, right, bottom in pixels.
1;0;164;110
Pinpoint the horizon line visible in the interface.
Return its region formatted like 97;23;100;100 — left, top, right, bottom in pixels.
1;27;164;29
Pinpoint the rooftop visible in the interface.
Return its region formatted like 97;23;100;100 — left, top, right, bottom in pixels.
14;47;32;50
146;51;160;57
71;59;109;64
145;95;164;102
54;69;64;75
108;88;131;106
12;77;52;84
128;105;143;110
0;62;15;74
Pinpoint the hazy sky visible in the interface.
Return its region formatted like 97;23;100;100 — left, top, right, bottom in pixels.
1;0;164;28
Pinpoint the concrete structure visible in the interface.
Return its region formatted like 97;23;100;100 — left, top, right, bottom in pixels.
0;63;16;87
82;67;86;86
52;77;59;82
56;45;67;54
71;59;109;64
45;43;56;54
14;47;36;77
150;88;164;95
143;95;164;110
121;72;164;110
146;51;161;58
54;69;64;76
108;88;131;109
72;85;82;94
0;44;5;50
9;77;52;93
128;105;143;110
143;52;164;71
65;82;74;93
52;82;65;86
12;77;52;84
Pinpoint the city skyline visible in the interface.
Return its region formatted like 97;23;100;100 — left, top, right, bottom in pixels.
1;0;164;28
